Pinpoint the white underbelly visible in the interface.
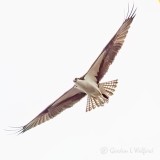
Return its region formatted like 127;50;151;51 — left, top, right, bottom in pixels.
76;80;101;97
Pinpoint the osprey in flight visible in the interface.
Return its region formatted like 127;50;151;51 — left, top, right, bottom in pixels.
17;7;136;133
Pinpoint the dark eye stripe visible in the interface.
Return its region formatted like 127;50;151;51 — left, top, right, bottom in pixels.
79;77;84;80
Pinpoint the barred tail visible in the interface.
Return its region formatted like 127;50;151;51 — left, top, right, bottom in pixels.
99;79;118;97
86;79;118;112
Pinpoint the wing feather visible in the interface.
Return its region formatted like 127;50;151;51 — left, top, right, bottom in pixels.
14;6;136;134
84;6;136;82
18;87;86;133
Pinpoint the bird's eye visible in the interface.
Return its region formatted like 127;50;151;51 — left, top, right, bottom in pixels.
73;78;78;82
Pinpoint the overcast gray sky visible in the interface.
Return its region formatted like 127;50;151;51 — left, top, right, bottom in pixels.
0;0;160;160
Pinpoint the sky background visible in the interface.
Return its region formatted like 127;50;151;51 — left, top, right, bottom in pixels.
0;0;160;160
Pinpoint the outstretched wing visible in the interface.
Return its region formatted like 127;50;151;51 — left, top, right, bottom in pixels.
18;87;86;133
84;6;136;82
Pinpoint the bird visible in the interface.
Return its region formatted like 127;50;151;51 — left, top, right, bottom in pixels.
15;6;136;134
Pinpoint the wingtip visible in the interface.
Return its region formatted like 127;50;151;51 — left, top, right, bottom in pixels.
4;126;25;135
17;127;25;135
126;4;137;19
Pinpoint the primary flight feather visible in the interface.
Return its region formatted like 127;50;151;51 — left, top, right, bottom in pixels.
16;6;136;133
